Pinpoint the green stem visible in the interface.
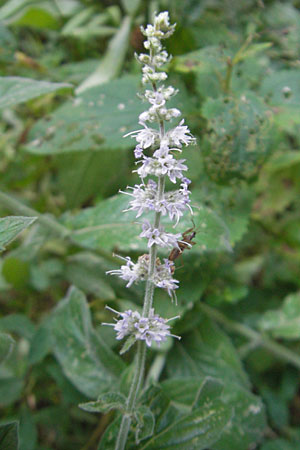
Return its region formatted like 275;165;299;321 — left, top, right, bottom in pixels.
199;302;300;369
115;341;146;450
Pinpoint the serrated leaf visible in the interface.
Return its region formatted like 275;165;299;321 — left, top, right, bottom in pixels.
79;392;126;413
61;193;230;254
258;292;300;339
0;77;72;109
0;333;14;365
0;216;37;251
0;422;19;450
51;286;125;398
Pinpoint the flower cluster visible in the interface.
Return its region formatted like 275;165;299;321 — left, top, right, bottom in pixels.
103;306;180;348
106;12;195;348
107;254;179;302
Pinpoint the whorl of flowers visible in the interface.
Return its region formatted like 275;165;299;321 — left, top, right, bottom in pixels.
105;12;195;350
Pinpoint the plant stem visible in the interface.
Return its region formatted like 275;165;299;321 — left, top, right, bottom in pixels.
199;302;300;369
115;341;147;450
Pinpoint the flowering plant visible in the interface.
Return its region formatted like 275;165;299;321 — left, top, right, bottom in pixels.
102;11;195;449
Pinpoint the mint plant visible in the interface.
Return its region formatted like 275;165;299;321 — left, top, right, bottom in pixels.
102;12;195;449
2;2;300;450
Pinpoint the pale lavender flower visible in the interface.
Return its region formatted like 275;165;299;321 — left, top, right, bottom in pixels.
121;180;157;217
134;145;143;159
140;220;181;248
103;306;180;348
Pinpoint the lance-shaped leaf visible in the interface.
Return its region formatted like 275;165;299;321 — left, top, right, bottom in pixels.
0;77;72;109
51;286;125;398
0;216;37;252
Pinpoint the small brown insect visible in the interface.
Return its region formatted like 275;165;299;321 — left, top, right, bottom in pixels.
168;225;197;272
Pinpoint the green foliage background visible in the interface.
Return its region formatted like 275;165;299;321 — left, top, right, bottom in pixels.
0;0;300;448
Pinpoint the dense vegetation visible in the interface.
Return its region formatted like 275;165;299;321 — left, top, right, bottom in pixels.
1;0;300;449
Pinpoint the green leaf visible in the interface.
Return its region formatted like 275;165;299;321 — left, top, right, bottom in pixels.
173;46;230;98
120;335;136;355
50;286;125;398
135;405;155;443
233;42;272;63
166;317;266;450
98;416;122;450
0;77;72;109
167;316;249;387
76;16;132;93
0;216;37;252
201;92;272;183
261;439;300;450
19;407;37;450
0;422;19;450
140;396;232;449
79;392;126;413
65;252;116;300
25;76;143;154
260;70;300;130
61;193;230;254
25;75;194;155
258;292;300;339
0;313;35;340
0;333;14;365
28;323;52;364
0;377;24;406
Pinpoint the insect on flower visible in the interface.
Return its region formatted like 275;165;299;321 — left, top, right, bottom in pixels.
168;222;197;272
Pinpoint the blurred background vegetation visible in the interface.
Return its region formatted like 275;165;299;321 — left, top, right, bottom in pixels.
1;0;300;449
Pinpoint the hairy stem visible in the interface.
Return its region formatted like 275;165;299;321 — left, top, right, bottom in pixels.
115;341;147;450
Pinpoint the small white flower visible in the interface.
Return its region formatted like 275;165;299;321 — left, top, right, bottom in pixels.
106;254;149;287
167;120;196;147
124;125;159;149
